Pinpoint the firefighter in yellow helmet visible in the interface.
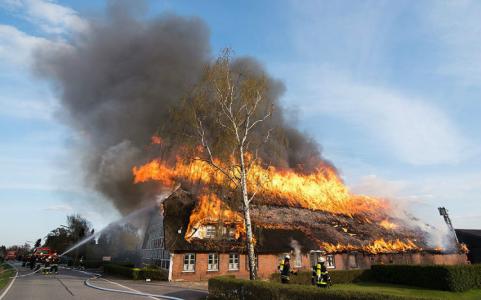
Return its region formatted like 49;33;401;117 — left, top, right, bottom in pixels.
314;256;330;288
278;255;297;284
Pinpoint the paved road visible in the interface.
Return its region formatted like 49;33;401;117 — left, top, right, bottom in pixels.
2;262;207;300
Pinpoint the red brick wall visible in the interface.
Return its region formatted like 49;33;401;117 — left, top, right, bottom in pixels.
171;252;312;281
170;252;468;281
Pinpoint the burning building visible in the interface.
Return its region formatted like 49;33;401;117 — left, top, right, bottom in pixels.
136;158;468;281
34;5;467;282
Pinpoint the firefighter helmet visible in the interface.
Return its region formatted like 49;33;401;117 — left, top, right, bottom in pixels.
285;255;290;260
318;256;325;263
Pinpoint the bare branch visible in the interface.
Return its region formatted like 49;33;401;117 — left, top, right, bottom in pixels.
247;191;257;205
193;113;237;186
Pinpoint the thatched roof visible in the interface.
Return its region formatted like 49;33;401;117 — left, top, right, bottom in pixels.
162;189;428;254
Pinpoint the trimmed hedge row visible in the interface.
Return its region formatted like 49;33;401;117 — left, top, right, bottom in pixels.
103;263;167;281
83;260;103;269
208;277;435;300
269;269;372;285
371;264;481;292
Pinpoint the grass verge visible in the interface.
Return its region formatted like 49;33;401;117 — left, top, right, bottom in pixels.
0;263;15;291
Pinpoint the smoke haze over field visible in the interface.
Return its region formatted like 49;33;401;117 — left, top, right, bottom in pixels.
34;2;332;214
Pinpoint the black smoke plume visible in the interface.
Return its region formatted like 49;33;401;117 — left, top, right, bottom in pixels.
35;3;333;214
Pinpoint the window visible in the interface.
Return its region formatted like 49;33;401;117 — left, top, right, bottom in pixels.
227;227;236;240
348;254;358;269
326;255;335;269
228;253;239;270
183;253;195;272
206;225;216;239
208;253;219;271
295;254;302;268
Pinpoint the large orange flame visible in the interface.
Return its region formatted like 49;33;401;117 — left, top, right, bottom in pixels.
133;157;388;217
185;193;245;241
322;239;418;254
132;140;424;254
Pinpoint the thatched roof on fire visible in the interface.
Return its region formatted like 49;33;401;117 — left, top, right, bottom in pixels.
162;189;430;254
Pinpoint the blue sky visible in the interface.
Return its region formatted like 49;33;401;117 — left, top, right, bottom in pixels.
1;0;481;246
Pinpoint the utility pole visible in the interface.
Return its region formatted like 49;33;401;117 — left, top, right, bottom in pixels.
438;207;459;244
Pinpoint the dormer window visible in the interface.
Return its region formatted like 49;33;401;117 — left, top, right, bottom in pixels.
206;225;216;239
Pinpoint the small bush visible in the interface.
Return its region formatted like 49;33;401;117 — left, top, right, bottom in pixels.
103;263;141;279
142;267;168;281
270;269;372;285
83;260;103;269
209;277;435;300
371;264;481;292
103;263;167;281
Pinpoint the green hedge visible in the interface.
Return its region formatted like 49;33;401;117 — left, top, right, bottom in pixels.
104;263;142;279
269;269;372;285
83;260;103;269
209;277;435;300
142;266;168;281
371;264;481;292
103;263;167;281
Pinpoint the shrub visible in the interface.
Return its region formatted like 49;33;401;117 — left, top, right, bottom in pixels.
269;269;372;285
103;263;167;281
142;267;168;281
83;260;103;269
103;263;142;279
371;264;481;292
209;277;435;300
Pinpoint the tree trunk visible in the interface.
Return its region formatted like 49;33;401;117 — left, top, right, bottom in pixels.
239;146;257;280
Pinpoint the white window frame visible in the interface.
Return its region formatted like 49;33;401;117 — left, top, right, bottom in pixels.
206;225;216;239
326;254;336;269
207;253;219;271
295;253;302;268
228;253;239;271
183;253;195;272
227;227;236;240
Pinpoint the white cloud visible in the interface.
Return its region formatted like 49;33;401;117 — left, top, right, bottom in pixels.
0;95;56;120
0;24;71;68
287;67;475;165
44;204;73;212
424;1;481;86
1;0;88;34
0;24;47;67
350;174;408;199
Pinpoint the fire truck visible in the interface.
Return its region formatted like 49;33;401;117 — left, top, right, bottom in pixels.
33;247;54;269
34;247;54;257
5;251;16;261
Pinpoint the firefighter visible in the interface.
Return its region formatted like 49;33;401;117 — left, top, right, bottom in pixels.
50;253;59;274
43;256;51;275
314;257;329;288
278;255;297;284
79;256;85;270
28;254;35;270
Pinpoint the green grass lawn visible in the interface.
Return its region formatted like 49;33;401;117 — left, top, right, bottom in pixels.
0;263;15;291
331;282;481;300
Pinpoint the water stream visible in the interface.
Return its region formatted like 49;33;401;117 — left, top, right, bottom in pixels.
60;191;172;257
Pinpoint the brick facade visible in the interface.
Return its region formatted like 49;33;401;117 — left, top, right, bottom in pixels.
170;252;313;281
170;251;468;281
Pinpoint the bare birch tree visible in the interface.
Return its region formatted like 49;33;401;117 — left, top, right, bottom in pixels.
184;49;273;280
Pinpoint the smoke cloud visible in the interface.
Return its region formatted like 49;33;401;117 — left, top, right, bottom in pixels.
34;2;333;214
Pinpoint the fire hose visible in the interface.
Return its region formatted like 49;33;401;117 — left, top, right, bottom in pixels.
6;263;43;279
63;267;185;300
